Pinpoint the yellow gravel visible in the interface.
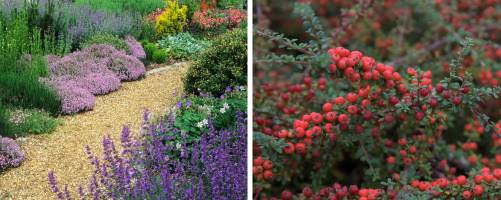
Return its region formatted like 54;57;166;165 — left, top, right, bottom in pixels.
0;64;188;200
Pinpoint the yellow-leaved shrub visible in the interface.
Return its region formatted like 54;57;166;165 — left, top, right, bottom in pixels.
155;0;188;36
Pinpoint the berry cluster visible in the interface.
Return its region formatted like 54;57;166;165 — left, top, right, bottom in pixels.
254;46;501;199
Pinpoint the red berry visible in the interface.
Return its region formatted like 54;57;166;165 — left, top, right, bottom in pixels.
323;103;333;112
346;92;358;103
473;185;483;196
435;83;444;93
457;175;467;185
263;160;273;170
334;97;346;105
281;190;293;200
263;170;273;180
347;105;358;115
387;156;396;164
338;114;350;124
303;187;313;198
462;190;472;199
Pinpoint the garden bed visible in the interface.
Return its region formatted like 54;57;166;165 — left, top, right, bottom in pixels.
0;64;187;199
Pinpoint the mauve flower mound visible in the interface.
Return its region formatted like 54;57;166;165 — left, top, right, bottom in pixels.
82;45;146;81
49;111;247;199
0;137;24;171
125;36;146;60
45;79;96;115
44;44;145;114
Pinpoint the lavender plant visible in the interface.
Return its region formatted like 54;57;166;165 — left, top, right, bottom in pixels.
0;137;24;171
48;111;247;199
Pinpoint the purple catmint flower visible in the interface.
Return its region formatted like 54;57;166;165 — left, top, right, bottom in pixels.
175;102;182;109
48;171;65;200
48;111;247;200
186;101;192;108
0;137;24;171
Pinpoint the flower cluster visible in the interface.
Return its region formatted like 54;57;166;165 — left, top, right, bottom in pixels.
125;36;146;59
192;9;246;30
0;137;24;171
44;44;145;114
48;111;247;199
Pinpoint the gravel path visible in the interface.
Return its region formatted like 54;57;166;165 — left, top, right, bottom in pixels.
0;63;188;200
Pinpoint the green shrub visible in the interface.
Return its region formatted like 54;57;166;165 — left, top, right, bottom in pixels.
1;108;59;137
179;0;200;19
143;42;159;60
217;0;246;9
152;49;168;63
135;20;157;42
157;32;209;60
81;33;129;52
184;29;247;96
0;73;61;115
155;0;187;36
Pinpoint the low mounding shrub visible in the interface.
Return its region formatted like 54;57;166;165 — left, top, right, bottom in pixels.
46;52;122;95
155;0;187;36
152;49;168;64
184;29;247;96
81;34;129;53
158;32;209;60
125;36;146;59
0;137;24;171
2;108;58;137
81;45;146;81
44;44;145;114
49;111;247;199
45;80;95;115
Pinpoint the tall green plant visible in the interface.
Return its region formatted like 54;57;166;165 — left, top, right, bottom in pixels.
0;73;61;115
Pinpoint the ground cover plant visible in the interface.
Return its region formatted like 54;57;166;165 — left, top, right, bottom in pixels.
157;32;210;61
254;1;501;199
171;86;246;144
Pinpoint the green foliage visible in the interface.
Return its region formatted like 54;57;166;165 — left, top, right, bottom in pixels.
155;0;188;36
1;108;59;137
173;89;246;143
0;11;43;71
179;0;200;19
0;73;61;115
75;0;165;15
157;32;210;61
81;33;129;52
217;0;246;9
152;49;168;63
143;42;159;59
184;29;247;96
0;104;8;134
134;20;157;42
